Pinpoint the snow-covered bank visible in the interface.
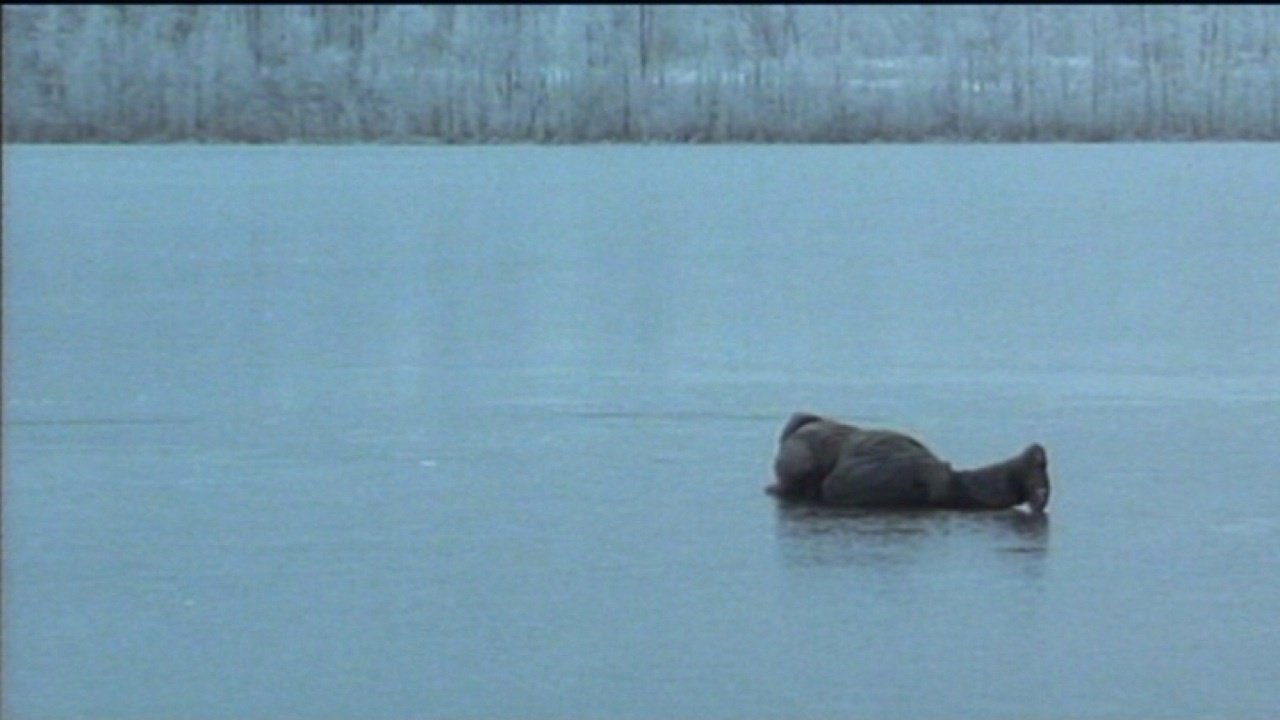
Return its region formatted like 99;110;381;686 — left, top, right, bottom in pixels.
5;6;1280;143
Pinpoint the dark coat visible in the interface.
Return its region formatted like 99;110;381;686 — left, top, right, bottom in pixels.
768;413;1050;512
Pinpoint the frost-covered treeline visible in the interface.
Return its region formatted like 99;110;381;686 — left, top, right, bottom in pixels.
5;5;1280;143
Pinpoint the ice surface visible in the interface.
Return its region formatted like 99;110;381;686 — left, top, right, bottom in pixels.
4;144;1279;718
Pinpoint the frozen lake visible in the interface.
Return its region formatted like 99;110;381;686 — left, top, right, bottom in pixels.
4;143;1279;718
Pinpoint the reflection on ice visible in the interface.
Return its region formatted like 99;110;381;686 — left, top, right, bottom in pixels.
773;503;1049;567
